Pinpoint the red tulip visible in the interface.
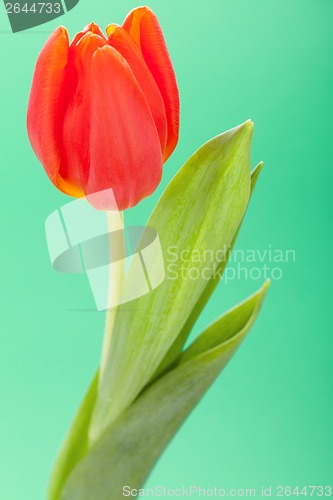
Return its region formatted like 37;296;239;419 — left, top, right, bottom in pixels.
27;7;180;210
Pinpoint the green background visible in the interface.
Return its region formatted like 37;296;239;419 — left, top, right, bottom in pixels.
0;0;332;497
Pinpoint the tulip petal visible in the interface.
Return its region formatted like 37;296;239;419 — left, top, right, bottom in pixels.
59;32;107;190
123;7;180;161
71;22;106;47
27;27;73;188
86;45;162;210
107;25;167;154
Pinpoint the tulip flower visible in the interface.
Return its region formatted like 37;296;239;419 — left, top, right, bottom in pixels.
27;7;180;210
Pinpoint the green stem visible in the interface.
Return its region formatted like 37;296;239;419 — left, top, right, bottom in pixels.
99;210;125;386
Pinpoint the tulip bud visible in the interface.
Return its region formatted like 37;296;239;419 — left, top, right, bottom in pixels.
27;7;180;210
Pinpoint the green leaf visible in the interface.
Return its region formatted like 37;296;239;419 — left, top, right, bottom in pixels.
90;120;254;442
47;373;98;500
151;161;264;380
61;282;269;500
48;131;263;499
